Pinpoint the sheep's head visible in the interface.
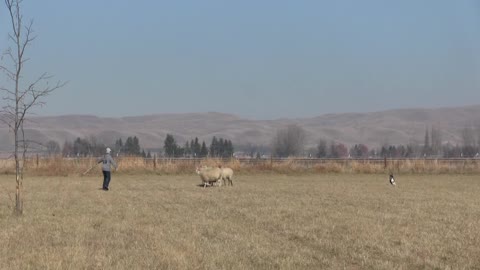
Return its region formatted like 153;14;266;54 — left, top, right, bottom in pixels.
196;165;208;174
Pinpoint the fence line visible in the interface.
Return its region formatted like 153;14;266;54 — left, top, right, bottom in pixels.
2;156;480;165
0;156;476;176
49;156;480;168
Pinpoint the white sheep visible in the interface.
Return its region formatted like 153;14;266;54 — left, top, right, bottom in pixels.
220;167;234;186
196;166;222;188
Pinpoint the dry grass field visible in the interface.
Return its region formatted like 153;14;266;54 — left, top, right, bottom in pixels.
2;156;480;176
0;173;479;269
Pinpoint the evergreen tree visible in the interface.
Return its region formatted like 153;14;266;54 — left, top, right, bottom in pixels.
133;136;141;155
193;137;201;156
218;138;225;157
200;141;208;157
210;136;218;157
73;137;91;156
388;145;397;157
115;138;123;154
351;144;368;158
125;137;133;155
175;146;185;157
380;145;388;157
164;134;178;157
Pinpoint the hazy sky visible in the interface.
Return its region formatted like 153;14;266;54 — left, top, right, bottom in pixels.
1;1;480;119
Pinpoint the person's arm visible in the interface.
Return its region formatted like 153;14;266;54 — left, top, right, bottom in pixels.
110;156;118;170
97;155;104;164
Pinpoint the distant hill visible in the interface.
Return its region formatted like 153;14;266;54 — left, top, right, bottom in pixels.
0;105;479;152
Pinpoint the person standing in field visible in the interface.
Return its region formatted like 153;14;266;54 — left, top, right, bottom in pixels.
98;147;118;191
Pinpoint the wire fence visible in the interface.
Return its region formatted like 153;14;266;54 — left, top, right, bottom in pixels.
0;156;478;175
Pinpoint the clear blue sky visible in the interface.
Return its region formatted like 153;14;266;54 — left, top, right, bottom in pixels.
1;0;479;119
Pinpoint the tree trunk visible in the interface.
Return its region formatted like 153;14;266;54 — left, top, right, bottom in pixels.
15;170;22;214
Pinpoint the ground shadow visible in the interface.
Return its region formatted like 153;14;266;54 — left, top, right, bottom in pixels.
195;184;220;188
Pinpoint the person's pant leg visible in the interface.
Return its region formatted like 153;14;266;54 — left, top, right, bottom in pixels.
105;171;111;189
102;170;108;189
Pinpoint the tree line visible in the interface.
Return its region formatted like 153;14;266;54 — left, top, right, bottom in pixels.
57;134;235;158
61;136;150;157
271;124;480;158
163;134;234;158
47;124;480;159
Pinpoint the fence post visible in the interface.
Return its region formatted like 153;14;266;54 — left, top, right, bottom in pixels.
384;156;387;169
36;154;39;168
153;154;157;170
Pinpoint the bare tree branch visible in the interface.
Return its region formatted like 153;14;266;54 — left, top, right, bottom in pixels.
0;0;66;214
0;65;16;79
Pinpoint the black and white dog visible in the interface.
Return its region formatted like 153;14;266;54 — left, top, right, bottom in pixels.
389;174;396;186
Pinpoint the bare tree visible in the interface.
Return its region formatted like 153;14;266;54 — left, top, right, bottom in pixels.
461;126;476;157
316;138;328;158
430;126;442;157
0;0;65;214
423;127;430;156
476;123;480;156
272;124;306;157
45;140;61;156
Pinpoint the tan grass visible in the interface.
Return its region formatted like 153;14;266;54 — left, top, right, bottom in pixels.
0;173;479;269
0;157;479;176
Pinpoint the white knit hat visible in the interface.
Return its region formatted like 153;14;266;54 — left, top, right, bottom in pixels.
106;148;111;154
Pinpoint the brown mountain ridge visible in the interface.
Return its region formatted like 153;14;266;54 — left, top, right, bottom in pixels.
1;105;479;152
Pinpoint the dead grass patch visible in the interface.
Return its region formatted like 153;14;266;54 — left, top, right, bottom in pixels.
0;173;479;269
